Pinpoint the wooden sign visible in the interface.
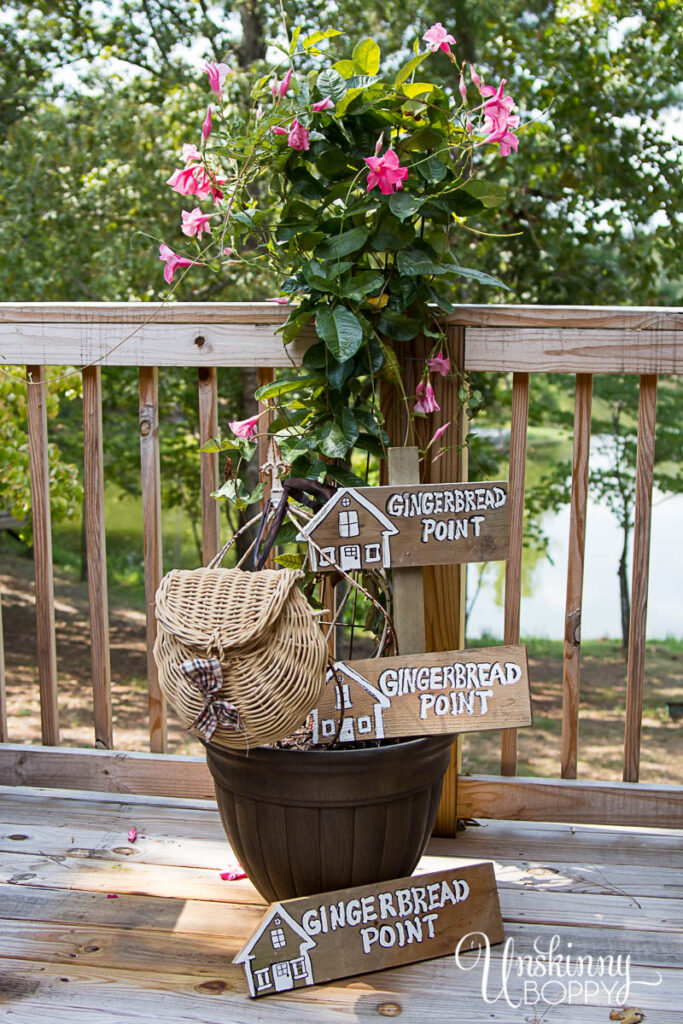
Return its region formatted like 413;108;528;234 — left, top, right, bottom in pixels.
234;863;503;997
311;645;531;744
296;482;509;571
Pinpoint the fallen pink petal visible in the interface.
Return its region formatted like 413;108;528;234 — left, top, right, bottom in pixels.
266;296;289;304
127;827;137;843
106;893;119;899
220;865;247;881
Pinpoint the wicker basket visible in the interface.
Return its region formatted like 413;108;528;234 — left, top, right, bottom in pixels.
153;567;327;750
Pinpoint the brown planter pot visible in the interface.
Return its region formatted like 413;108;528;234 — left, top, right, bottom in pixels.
204;735;454;902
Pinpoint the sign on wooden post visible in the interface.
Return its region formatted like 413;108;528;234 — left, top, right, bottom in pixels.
234;863;503;998
312;644;531;744
296;482;509;571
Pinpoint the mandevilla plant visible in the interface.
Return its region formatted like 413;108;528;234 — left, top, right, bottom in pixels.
161;21;521;501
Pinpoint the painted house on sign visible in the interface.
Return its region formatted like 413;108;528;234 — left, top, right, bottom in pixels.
312;661;390;744
297;488;399;571
233;904;317;996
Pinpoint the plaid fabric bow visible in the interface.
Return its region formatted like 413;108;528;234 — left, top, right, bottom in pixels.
178;657;242;741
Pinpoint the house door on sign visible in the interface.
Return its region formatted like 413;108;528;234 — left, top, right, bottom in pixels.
273;961;294;992
340;544;362;570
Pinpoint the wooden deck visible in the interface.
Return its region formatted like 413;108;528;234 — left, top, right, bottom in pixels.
0;786;680;1022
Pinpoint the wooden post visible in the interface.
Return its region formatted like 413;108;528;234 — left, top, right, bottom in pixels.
387;447;425;656
623;375;658;783
257;367;276;571
382;327;467;837
82;366;113;749
139;367;167;753
26;365;60;746
197;366;220;566
561;374;592;778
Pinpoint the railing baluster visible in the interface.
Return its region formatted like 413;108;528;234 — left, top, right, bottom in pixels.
501;371;530;776
561;374;593;779
83;366;113;749
623;374;658;783
26;365;60;746
139;367;167;753
0;591;7;741
257;367;276;570
197;367;220;566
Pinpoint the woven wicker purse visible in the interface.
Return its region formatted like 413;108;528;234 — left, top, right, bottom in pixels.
153;566;327;750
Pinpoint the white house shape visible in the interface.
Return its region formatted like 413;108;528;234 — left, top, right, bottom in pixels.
312;661;391;744
234;903;317;997
296;487;399;571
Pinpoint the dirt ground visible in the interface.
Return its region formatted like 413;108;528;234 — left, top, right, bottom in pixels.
1;542;681;783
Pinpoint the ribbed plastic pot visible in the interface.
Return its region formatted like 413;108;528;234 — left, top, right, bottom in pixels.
204;735;454;902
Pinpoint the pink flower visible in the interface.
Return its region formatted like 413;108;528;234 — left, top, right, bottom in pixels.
181;207;212;238
288;119;310;151
202;107;212;141
203;61;230;96
312;97;334;112
127;827;137;843
279;67;293;98
481;79;520;156
159;243;198;284
271;126;288;136
428;352;450;376
414;379;440;415
220;865;247;881
182;143;202;165
428;421;452;448
229;414;260;439
423;23;456;54
364;148;408;195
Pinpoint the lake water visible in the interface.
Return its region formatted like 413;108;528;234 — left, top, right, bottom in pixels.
466;472;683;642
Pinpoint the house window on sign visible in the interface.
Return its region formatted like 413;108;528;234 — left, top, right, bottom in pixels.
338;509;360;538
254;968;272;990
364;543;381;562
291;957;309;980
270;927;286;949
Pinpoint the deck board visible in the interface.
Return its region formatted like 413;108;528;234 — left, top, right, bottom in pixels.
0;786;680;1022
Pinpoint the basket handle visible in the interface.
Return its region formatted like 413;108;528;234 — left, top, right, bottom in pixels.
252;478;334;571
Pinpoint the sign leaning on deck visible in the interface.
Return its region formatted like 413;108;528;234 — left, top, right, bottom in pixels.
296;482;509;571
234;863;503;998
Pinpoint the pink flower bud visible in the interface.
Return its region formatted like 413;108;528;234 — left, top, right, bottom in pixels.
279;66;293;98
202;106;212;141
312;97;334;112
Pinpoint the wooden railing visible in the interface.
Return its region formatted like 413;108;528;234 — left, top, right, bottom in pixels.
1;302;682;830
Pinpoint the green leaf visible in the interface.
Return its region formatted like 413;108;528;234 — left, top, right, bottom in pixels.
316;306;364;361
352;38;381;75
461;179;508;208
303;28;341;49
302;259;337;292
377;309;421;341
280;310;312;345
388;192;424;221
316;68;347;103
332;59;356;79
394;52;428;87
274;553;307;570
325;463;366;487
417;156;448;183
401;81;435;99
315;226;370;260
289;26;302;55
340;271;384;300
318;420;350;458
371;215;414;251
255;375;324;400
338;406;359;447
397;249;448;276
211;478;265;509
448;265;510;289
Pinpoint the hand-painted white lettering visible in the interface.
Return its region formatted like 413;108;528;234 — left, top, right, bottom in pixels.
503;662;522;685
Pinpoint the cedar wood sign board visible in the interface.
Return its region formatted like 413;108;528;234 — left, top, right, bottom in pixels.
296;482;509;571
311;644;531;744
234;863;503;997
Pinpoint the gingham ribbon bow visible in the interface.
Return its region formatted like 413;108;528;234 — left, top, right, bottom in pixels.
178;657;242;741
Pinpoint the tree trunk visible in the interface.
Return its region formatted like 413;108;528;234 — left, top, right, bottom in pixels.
237;1;266;68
